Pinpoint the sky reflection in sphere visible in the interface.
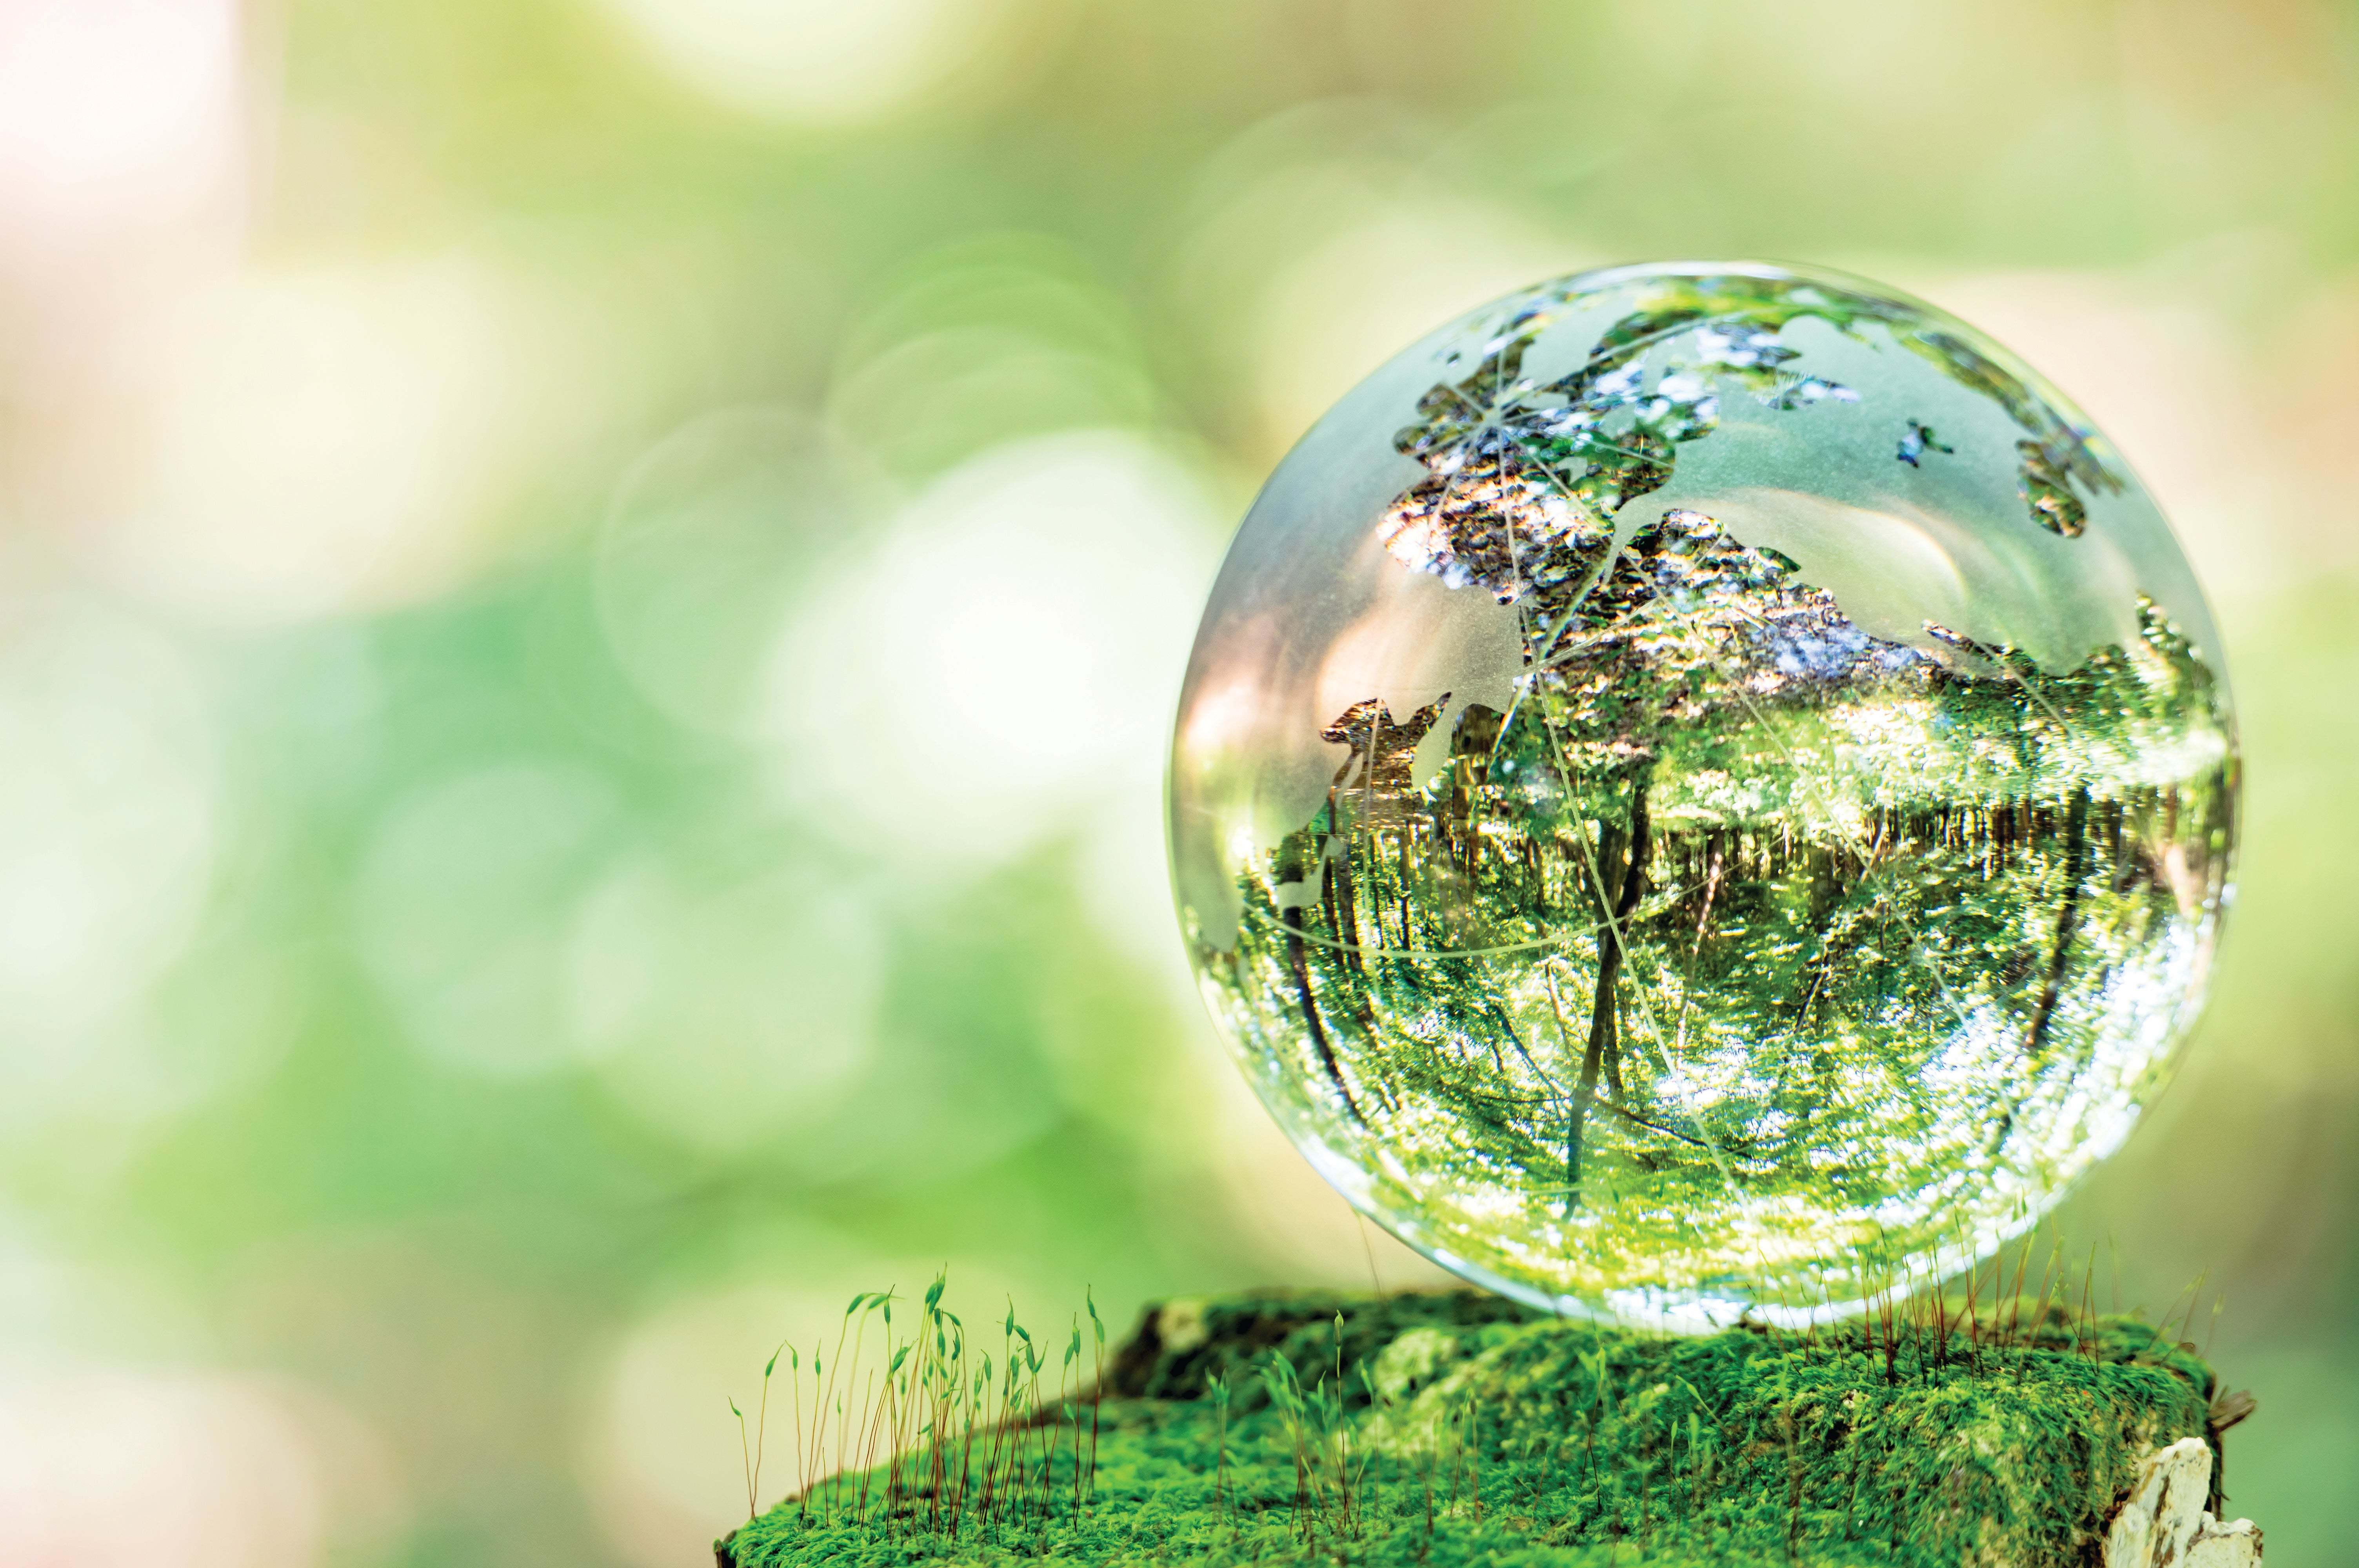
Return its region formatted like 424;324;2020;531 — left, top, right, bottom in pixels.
1168;261;2237;1330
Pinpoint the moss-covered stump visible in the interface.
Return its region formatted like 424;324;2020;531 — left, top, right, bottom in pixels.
718;1289;2259;1568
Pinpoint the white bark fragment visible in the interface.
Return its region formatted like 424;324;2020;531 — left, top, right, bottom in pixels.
2186;1517;2264;1568
2103;1437;2262;1568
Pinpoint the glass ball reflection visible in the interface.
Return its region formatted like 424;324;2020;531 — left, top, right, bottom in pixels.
1167;261;2237;1328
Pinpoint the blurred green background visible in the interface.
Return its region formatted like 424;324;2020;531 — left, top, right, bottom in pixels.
0;0;2352;1562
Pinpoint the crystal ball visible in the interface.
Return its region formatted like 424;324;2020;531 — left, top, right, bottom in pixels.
1168;261;2237;1328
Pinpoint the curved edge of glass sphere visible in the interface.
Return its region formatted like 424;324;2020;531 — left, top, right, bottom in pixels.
1167;259;2240;1331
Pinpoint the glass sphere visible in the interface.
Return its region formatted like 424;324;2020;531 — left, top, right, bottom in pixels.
1168;261;2237;1328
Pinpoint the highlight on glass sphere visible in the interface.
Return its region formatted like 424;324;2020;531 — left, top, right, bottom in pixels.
1167;261;2237;1330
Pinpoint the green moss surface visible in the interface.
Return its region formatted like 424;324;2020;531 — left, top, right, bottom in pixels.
718;1289;2225;1568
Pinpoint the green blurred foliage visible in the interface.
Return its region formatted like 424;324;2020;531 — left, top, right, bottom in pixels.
0;0;2355;1563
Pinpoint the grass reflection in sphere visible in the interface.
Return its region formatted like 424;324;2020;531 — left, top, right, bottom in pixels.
1167;261;2237;1328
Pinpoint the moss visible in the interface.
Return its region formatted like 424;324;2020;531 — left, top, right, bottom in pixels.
718;1289;2222;1568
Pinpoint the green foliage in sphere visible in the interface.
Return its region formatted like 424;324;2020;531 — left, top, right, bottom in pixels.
1167;263;2238;1327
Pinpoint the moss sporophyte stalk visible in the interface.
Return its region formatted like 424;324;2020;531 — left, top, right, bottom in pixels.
1166;261;2237;1323
716;1283;2259;1568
